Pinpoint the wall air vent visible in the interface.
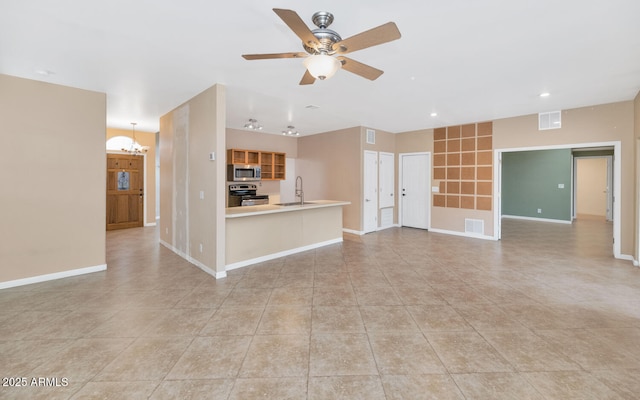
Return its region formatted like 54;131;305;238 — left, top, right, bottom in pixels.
539;111;562;130
465;218;484;235
366;129;376;144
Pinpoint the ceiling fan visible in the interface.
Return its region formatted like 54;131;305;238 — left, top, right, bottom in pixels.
242;8;401;85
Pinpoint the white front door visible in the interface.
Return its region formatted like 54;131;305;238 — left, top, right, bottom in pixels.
400;153;430;229
363;151;378;233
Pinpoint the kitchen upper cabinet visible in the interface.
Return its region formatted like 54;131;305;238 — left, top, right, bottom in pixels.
227;149;260;165
227;148;286;180
261;152;286;180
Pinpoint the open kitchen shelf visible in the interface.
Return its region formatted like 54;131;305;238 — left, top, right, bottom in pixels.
227;148;286;180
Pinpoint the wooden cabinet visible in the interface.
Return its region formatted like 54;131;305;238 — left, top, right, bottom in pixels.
227;149;260;165
227;149;286;180
260;151;286;180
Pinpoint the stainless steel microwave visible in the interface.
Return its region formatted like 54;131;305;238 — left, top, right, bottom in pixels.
227;164;261;181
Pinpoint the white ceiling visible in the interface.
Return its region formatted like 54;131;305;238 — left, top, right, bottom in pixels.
2;0;639;136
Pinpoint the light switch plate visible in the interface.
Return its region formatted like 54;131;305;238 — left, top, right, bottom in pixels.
558;183;565;189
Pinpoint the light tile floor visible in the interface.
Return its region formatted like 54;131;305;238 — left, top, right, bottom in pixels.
1;217;640;399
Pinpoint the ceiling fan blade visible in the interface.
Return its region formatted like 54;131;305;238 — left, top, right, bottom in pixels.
333;22;401;55
242;52;308;60
273;8;320;49
337;57;384;81
299;70;316;85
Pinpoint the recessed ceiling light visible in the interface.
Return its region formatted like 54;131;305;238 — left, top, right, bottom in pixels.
430;112;438;117
539;92;550;97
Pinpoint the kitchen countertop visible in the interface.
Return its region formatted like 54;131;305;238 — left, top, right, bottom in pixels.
225;200;350;218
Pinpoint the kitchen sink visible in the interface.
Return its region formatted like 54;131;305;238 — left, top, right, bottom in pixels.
274;202;316;206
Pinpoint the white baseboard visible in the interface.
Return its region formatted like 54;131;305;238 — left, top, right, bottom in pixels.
344;224;401;236
0;264;107;290
144;222;157;227
502;215;572;224
616;253;637;264
159;239;226;279
225;237;343;271
428;228;497;241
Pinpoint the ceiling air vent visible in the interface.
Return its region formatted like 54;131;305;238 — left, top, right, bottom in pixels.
539;111;562;130
366;129;376;144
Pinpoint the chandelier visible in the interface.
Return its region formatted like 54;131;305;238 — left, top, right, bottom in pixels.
121;122;148;154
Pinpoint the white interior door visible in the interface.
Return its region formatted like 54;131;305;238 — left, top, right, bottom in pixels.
379;152;395;208
400;153;430;229
363;151;378;233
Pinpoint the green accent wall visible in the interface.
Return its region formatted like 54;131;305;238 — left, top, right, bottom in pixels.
502;149;572;221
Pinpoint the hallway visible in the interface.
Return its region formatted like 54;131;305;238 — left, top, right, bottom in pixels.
1;218;639;399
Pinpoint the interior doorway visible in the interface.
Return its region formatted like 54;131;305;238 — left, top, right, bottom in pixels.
106;153;145;230
574;155;613;221
495;142;620;258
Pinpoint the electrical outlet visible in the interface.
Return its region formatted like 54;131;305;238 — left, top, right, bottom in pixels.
199;190;204;200
537;208;542;214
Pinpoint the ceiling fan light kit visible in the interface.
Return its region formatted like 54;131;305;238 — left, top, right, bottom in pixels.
303;54;341;80
242;8;401;85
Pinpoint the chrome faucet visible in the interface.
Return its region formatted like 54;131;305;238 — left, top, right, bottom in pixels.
295;176;304;205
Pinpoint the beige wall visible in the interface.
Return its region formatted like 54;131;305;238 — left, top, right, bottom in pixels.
298;127;362;231
226;128;298;157
396;129;432;154
160;84;226;277
494;101;635;256
106;127;156;225
0;74;106;285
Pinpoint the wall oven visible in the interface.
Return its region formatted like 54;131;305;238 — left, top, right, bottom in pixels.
228;184;269;207
228;164;261;182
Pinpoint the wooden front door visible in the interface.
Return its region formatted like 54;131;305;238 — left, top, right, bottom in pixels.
107;153;144;230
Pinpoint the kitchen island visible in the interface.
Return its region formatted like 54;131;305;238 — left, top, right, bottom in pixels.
225;200;350;270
